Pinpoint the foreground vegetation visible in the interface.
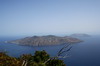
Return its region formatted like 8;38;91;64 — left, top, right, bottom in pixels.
0;50;66;66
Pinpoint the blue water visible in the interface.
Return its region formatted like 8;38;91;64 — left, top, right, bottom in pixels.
0;36;100;66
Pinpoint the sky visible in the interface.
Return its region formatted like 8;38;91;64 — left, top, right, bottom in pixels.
0;0;100;37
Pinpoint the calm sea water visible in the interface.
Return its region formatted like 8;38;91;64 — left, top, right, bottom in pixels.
0;36;100;66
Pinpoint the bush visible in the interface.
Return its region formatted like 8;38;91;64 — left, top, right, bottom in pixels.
0;50;66;66
46;59;66;66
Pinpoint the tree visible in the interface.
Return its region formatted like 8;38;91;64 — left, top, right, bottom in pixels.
33;50;50;63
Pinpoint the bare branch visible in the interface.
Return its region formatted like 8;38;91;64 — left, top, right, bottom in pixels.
57;43;70;56
44;43;72;64
58;46;72;56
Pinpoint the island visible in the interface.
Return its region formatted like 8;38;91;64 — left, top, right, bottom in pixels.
7;35;82;46
70;33;90;37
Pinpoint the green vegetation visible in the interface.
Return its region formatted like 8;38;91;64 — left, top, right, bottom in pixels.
0;50;66;66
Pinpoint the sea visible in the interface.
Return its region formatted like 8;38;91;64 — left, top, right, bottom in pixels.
0;35;100;66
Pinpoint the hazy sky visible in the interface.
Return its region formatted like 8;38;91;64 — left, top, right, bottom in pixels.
0;0;100;36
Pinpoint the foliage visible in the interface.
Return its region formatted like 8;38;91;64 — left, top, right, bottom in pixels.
46;59;66;66
0;52;22;66
33;50;50;63
0;50;66;66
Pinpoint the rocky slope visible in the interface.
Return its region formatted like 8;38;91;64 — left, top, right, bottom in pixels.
7;35;82;46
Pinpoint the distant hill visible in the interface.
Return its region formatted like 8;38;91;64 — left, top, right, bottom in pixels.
70;34;90;37
7;35;82;46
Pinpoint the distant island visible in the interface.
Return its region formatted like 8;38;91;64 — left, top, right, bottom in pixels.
70;33;90;37
7;35;82;46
